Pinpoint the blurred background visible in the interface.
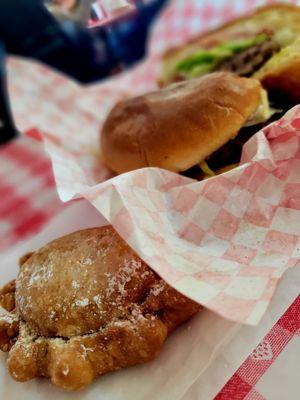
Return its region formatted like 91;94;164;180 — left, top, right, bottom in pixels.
0;0;169;144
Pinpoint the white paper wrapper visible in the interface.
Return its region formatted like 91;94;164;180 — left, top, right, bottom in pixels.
7;0;300;325
0;200;298;399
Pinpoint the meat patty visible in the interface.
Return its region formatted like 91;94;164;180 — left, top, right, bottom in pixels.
217;37;280;76
182;108;287;180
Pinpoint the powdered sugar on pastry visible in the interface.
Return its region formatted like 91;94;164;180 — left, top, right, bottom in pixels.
0;226;200;391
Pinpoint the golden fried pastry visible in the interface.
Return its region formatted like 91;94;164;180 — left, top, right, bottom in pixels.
0;227;200;391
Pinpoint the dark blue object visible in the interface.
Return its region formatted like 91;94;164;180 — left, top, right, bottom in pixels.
0;43;19;145
106;0;169;67
0;0;168;144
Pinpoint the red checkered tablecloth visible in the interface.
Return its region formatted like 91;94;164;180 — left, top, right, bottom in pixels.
215;295;300;399
0;134;66;252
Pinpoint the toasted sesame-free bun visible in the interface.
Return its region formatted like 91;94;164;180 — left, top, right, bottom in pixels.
160;4;300;100
101;72;261;174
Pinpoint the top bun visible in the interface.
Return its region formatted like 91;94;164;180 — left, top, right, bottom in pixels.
101;72;261;174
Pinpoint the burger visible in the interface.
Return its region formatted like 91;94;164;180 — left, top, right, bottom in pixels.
101;4;299;180
160;3;300;103
101;72;272;179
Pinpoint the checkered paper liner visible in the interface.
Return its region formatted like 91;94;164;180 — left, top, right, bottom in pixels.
8;0;300;325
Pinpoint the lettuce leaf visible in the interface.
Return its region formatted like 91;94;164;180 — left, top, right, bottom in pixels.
175;33;268;76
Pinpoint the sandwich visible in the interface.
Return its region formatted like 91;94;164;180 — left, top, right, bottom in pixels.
101;72;272;179
0;226;199;390
101;4;300;179
160;3;300;103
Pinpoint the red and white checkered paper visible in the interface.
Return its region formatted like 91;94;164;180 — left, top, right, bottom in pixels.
7;0;300;325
